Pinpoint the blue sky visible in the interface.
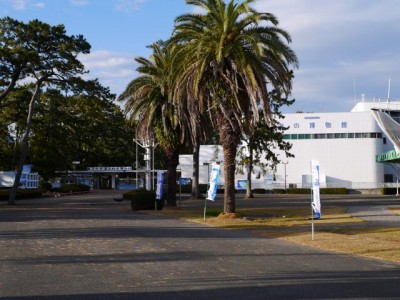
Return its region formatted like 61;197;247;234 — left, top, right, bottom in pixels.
1;0;400;113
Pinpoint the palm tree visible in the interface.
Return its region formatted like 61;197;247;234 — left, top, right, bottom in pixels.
119;41;187;207
171;0;298;213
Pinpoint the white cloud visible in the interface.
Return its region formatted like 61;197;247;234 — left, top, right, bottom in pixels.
5;0;46;10
250;0;400;112
33;2;45;8
10;0;26;10
79;50;137;96
80;50;133;68
114;0;146;13
69;0;90;6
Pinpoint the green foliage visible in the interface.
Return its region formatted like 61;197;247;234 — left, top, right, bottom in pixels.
178;184;208;194
170;0;298;213
39;178;52;190
381;187;398;195
253;188;267;194
237;90;295;179
55;184;90;193
320;188;347;194
0;85;136;178
123;188;164;211
1;17;93;204
206;209;223;217
0;189;43;200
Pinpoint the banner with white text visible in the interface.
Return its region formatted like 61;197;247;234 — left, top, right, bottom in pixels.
311;160;321;219
206;164;221;201
156;171;165;200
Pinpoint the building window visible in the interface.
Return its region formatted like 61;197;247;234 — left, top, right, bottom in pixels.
282;132;382;140
385;174;394;182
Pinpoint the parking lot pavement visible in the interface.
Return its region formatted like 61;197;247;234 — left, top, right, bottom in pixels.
1;191;400;299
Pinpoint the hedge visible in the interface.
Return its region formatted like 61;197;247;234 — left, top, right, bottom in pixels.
0;189;44;201
177;185;348;195
381;187;399;195
177;184;208;193
56;184;90;193
123;188;164;211
274;188;347;194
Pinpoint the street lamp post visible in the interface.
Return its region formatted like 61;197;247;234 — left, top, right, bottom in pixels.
133;138;154;191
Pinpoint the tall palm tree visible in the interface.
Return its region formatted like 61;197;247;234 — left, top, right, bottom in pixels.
119;41;187;207
171;0;298;213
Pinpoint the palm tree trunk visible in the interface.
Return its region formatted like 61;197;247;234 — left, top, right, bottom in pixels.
191;136;202;199
8;83;41;205
217;112;241;214
222;144;237;213
164;146;180;207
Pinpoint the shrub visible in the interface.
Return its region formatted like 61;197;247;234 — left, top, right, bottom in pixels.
58;184;90;193
381;187;398;195
320;188;347;194
123;188;164;211
39;179;52;191
176;183;209;194
0;189;44;201
272;189;287;194
206;209;223;217
253;188;267;194
281;188;347;194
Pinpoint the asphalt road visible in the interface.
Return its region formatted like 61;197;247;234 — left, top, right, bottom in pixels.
1;191;400;299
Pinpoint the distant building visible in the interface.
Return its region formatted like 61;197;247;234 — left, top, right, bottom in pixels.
178;98;400;191
57;166;145;190
0;165;39;189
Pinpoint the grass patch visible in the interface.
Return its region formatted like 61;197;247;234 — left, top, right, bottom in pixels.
389;208;400;215
283;227;400;262
146;205;400;262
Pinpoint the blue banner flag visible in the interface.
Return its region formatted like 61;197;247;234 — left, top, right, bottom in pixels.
156;171;165;200
206;164;221;201
311;160;321;219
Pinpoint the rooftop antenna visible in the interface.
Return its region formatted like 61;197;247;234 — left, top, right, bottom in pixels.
353;78;357;104
387;78;391;102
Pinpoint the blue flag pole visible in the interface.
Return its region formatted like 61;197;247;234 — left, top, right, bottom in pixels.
310;160;315;240
204;163;221;221
310;159;321;240
311;187;315;241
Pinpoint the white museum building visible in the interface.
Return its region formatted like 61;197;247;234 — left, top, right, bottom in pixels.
178;97;400;191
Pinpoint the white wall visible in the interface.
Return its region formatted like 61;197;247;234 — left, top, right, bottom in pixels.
178;108;391;189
